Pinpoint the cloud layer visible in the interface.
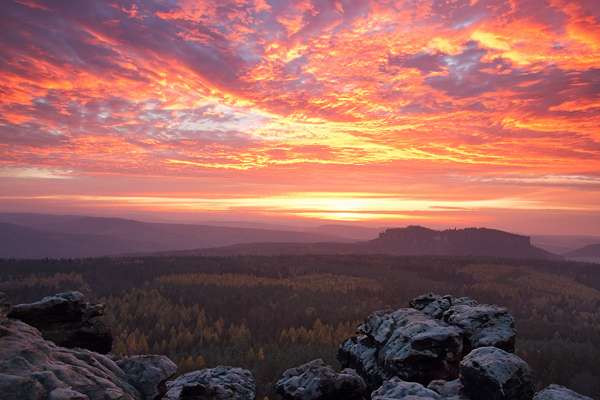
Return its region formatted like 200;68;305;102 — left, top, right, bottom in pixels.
0;0;599;231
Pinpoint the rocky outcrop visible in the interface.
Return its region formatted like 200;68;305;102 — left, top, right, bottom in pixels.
0;292;176;400
371;377;442;400
275;359;367;400
443;304;516;353
459;347;534;400
338;308;463;389
410;294;478;320
411;293;517;353
163;366;255;400
337;293;520;391
8;291;113;354
428;379;469;399
116;355;178;400
532;384;594;400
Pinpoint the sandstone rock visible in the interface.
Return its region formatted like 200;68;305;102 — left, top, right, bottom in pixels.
371;377;442;400
8;291;113;354
410;294;477;320
338;308;462;389
116;355;177;400
460;346;534;400
274;359;367;400
164;365;255;400
427;379;469;399
532;384;593;400
337;335;385;390
443;304;516;353
0;317;139;400
47;388;90;400
0;292;10;320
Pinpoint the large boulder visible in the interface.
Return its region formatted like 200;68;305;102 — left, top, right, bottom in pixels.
8;291;113;354
0;317;139;400
371;377;442;400
410;294;516;354
460;346;534;400
427;379;469;399
116;355;178;400
443;304;516;353
164;365;256;400
275;359;367;400
532;384;593;400
338;308;463;389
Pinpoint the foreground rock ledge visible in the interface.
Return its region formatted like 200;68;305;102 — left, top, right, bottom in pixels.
0;292;176;400
8;291;113;354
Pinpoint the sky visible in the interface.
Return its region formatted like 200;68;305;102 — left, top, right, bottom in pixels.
1;0;599;235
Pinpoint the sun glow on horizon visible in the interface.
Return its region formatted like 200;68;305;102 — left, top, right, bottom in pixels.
0;0;599;234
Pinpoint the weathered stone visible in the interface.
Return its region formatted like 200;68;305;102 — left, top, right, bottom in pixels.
47;388;90;400
371;377;442;400
164;365;255;400
275;359;367;400
338;308;463;389
460;346;534;400
0;292;10;320
8;291;113;354
427;379;469;399
0;317;139;400
443;304;516;353
116;354;177;400
410;294;477;320
532;384;593;400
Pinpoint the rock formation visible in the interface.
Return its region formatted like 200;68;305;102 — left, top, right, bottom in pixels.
8;291;113;354
163;366;255;400
275;359;367;400
338;308;463;389
459;346;534;400
116;355;178;400
532;384;594;400
371;377;442;400
337;293;518;391
0;292;177;400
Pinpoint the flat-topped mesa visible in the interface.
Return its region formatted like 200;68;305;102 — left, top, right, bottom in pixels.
8;291;113;354
371;226;552;258
378;226;531;247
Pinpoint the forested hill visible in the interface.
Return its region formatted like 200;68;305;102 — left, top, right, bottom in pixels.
148;226;560;260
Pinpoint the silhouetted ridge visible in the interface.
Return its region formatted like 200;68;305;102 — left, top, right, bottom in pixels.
371;226;535;256
563;243;600;257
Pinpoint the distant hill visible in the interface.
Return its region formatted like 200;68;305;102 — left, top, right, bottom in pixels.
530;235;600;254
149;226;561;260
562;243;600;264
0;213;358;259
0;222;170;259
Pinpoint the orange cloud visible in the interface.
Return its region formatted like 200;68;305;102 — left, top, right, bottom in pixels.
0;0;599;233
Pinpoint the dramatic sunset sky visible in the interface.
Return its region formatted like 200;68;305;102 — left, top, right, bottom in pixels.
1;0;599;234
